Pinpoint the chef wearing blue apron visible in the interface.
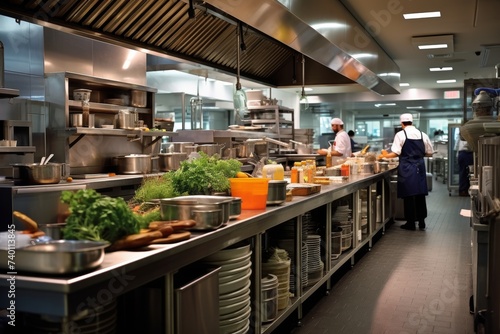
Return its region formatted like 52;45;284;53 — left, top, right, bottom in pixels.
379;113;434;230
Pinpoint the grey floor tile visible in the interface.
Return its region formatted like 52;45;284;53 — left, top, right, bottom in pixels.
286;180;475;334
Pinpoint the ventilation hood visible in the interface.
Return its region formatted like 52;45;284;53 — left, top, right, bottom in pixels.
0;0;400;95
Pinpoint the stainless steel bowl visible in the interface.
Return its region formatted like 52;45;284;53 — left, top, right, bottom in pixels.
160;195;233;230
0;240;109;274
267;180;288;205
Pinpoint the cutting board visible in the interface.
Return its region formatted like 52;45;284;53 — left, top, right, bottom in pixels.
286;183;321;196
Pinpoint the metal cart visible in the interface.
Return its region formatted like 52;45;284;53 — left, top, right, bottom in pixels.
433;140;448;185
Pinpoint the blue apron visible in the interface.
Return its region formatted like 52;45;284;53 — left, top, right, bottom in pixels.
397;130;428;198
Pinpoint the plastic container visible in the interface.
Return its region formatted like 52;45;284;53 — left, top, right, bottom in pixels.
262;164;284;180
229;178;269;209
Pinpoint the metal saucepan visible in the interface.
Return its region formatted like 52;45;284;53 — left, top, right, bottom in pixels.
158;152;187;171
12;162;69;185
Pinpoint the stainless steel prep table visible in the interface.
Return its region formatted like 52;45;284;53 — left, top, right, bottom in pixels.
0;169;395;333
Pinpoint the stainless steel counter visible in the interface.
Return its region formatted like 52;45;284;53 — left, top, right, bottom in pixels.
0;170;394;320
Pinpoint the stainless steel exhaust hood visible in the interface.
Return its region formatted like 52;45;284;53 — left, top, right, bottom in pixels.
0;0;399;95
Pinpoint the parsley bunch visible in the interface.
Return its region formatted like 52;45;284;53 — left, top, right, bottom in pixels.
61;189;140;243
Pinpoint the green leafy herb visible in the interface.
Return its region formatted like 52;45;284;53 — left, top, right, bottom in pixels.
133;174;175;203
61;189;140;243
169;152;242;195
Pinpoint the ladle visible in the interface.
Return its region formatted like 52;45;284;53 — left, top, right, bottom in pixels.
44;153;54;165
40;156;46;165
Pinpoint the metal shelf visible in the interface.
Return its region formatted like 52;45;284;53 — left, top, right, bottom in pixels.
0;87;20;98
0;146;36;153
68;100;150;114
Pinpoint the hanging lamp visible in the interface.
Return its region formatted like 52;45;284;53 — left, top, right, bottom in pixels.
299;55;309;111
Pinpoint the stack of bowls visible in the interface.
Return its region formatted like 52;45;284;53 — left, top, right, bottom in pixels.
261;274;279;323
262;249;291;311
202;243;252;334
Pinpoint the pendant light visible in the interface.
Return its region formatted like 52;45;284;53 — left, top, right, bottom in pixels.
233;22;247;124
299;55;309;111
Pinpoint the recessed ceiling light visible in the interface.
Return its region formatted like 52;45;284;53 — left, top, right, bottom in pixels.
399;83;410;87
403;11;441;20
418;44;448;50
437;79;456;83
429;67;453;71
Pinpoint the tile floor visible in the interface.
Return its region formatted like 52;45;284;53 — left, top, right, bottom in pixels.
285;179;475;334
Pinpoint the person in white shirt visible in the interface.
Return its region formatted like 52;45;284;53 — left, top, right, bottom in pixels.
379;113;434;230
317;118;352;158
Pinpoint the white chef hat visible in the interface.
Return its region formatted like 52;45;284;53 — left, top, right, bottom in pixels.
400;113;413;122
330;118;344;125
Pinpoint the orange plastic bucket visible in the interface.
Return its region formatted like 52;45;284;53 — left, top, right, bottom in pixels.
229;178;270;209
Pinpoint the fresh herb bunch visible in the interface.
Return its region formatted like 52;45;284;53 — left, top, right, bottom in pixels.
61;189;140;243
170;152;242;195
133;174;175;202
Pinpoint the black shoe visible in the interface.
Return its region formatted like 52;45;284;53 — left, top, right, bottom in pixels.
400;222;416;230
419;221;426;230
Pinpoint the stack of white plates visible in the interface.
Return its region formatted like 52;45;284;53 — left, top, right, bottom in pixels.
306;235;323;286
302;211;316;235
202;243;252;334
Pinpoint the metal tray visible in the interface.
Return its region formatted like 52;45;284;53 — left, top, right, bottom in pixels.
0;240;109;275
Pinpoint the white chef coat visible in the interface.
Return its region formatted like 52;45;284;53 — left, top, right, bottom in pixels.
328;130;352;158
390;125;433;156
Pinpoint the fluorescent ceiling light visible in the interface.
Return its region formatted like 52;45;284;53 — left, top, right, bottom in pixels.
311;22;346;30
437;79;456;83
411;35;454;52
399;83;410;87
403;11;441;20
418;44;447;50
429;67;453;71
375;103;396;107
406;106;423;109
304;87;313;92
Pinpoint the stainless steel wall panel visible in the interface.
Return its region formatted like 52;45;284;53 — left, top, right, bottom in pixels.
92;42;146;86
44;29;93;76
0;17;32;75
28;22;44;77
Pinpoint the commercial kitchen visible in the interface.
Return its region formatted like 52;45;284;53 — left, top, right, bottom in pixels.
0;1;499;333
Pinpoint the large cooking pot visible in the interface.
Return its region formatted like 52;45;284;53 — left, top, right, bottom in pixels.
114;154;152;174
131;90;147;107
158;152;187;171
13;162;68;185
170;142;194;153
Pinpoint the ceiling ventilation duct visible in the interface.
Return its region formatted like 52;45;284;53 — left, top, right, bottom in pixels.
480;45;500;67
